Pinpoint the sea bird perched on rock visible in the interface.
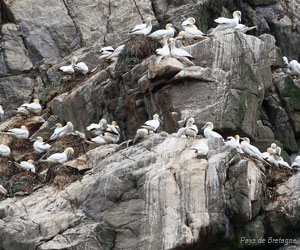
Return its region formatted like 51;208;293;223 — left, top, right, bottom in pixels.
234;24;257;33
59;56;78;74
0;104;4;118
106;44;125;61
32;136;51;154
291;156;300;170
212;11;241;34
130;17;152;35
1;125;29;139
240;137;270;165
15;106;30;117
190;140;209;158
14;159;36;173
183;23;207;39
100;46;114;59
21;98;42;115
141;114;160;132
86;118;108;137
169;38;194;65
282;56;300;74
202;122;223;140
0;184;8;196
49;122;74;141
182;17;196;27
149;23;175;40
225;135;243;153
0;144;11;157
155;36;170;64
73;57;89;75
185;117;198;139
43;147;74;164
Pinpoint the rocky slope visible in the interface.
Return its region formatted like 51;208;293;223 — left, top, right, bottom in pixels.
0;0;300;249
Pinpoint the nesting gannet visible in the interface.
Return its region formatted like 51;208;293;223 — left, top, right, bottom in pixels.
16;106;30;117
155;36;170;64
183;24;207;39
149;23;175;40
0;144;11;157
21;98;42;115
169;38;194;65
240;137;270;165
74;130;86;139
105;121;120;143
73;56;89;75
1;125;29;139
182;17;196;27
141;114;160;132
212;11;241;33
86;118;108;136
100;46;114;59
0;184;8;196
234;24;257;33
185;118;198;139
49;122;74;141
225;136;239;150
59;56;78;74
33;136;51;154
43;147;74;164
106;44;125;61
14;159;36;173
190;141;209;158
234;135;243;153
175;31;186;40
202;122;223;140
133;128;150;143
282;56;300;74
130;17;152;35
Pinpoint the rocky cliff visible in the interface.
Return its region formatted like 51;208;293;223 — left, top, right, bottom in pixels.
0;0;299;250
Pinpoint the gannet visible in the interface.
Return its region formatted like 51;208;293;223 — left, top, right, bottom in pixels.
0;144;11;157
0;105;4;117
213;11;241;33
100;46;114;59
86;118;108;136
155;36;170;64
175;31;186;40
16;106;30;117
291;156;300;170
225;136;239;150
240;137;270;165
262;147;278;166
106;44;125;61
234;135;243;153
133;128;149;143
1;125;29;139
282;56;300;74
169;38;194;65
21;98;42;115
105;121;120;143
130;17;152;35
43;147;74;164
14;159;36;173
74;130;86;139
59;56;78;74
149;23;175;39
33;136;51;154
185;118;198;139
141;114;160;132
49;122;74;141
234;24;257;33
182;17;196;27
73;56;89;75
0;184;8;196
190;141;209;158
183;24;207;39
202;122;223;139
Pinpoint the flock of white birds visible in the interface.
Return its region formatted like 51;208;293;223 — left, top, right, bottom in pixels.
0;11;299;195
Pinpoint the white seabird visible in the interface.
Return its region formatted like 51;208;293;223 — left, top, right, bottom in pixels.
86;118;108;136
141;114;160;132
14;159;36;173
212;10;241;33
49;122;74;141
106;44;125;61
183;24;207;39
90;121;120;145
21;98;42;115
130;17;152;36
0;144;11;157
155;36;170;64
202;122;223;140
16;106;30;117
0;105;4;117
240;137;270;165
149;23;175;40
0;184;8;196
190;140;209;158
185;118;198;139
182;17;196;27
169;38;194;65
282;56;300;74
234;24;257;33
1;125;29;139
59;56;78;74
226;135;244;153
33;136;51;154
72;56;89;75
100;46;114;59
43;147;74;164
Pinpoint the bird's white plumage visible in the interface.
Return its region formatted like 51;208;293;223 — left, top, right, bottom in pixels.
156;36;170;64
59;56;78;74
0;105;4;116
170;38;193;59
74;62;89;75
182;17;196;27
0;184;8;196
183;24;206;39
44;148;74;164
149;24;175;39
185;118;198;139
130;17;152;35
0;144;10;157
212;11;241;33
106;44;125;61
16;106;30;116
191;140;209;157
234;24;257;33
100;46;114;59
1;125;29;139
86;119;107;136
21;99;42;114
142;114;160;132
15;160;35;173
49;122;73;141
202;122;223;139
240;138;265;162
33;137;51;154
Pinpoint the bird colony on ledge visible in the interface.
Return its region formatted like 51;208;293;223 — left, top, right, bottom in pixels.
0;10;299;196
